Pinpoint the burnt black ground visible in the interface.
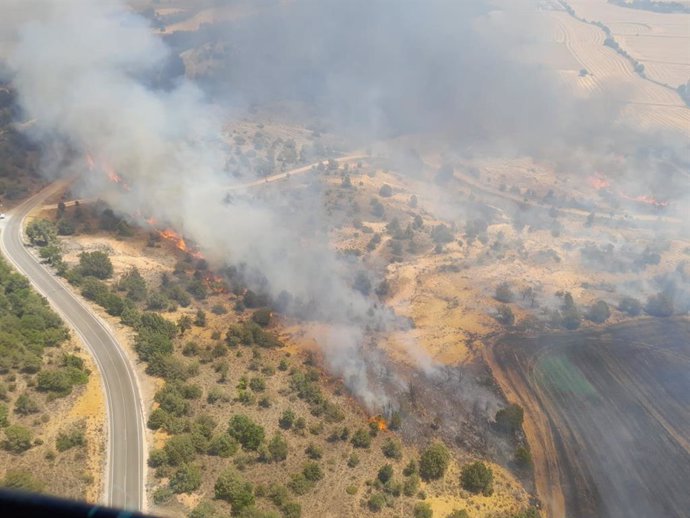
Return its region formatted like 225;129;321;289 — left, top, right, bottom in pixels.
495;319;690;518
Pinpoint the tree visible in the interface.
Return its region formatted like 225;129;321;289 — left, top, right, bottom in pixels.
495;404;524;433
381;438;402;460
268;433;288;462
619;296;642;316
208;433;238;458
177;315;193;335
644;292;674;317
164;434;196;466
228;414;265;451
279;409;296;430
495;304;515;326
118;267;147;301
367;493;386;512
14;393;39;416
460;462;493;495
414;502;433;518
214;468;255;513
561;292;581;330
26;219;56;246
302;461;323;482
350;428;371;448
252;308;272;327
2;469;44;492
195;309;207;327
378;184;393;197
515;446;532;469
78;251;113;279
586;300;610;323
170;463;202;494
377;464;393;483
494;282;514;303
2;424;32;453
419;442;450;481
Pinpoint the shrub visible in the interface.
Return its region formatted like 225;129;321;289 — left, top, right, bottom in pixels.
252;308;272;327
78;251;113;279
495;304;515;326
14;393;40;415
305;442;322;460
56;425;86;452
377;464;393;483
419;442;450;481
414;502;433;518
0;403;7;428
515;446;532;468
2;469;44;492
446;511;469;518
460;462;493;495
495;404;524;433
153;486;174;505
645;292;674;317
170;464;202;494
619;296;642;316
214;468;255;511
367;493;386;512
350;428;371;448
2;425;32;453
279;409;295;430
586;300;610;323
228;414;265;451
164;434;196;466
208;433;238;458
494;282;514;303
287;473;313;495
302;461;323;482
379;184;393;197
268;433;288;462
403;474;420;496
347;453;360;468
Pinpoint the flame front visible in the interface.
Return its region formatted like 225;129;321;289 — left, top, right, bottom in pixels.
369;415;388;432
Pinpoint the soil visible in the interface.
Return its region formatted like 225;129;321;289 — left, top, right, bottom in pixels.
489;318;690;518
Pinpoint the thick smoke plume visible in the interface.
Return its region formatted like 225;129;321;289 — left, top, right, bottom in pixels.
2;0;688;410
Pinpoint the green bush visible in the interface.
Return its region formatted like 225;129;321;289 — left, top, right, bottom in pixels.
56;425;86;452
381;438;402;460
350;428;371;448
1;469;44;491
367;493;386;512
228;414;265;451
495;404;524;433
460;462;493;495
14;393;40;415
214;467;255;512
419;442;450;481
0;403;7;428
302;461;323;482
164;434;196;466
153;486;174;505
414;502;433;518
209;433;239;458
170;463;202;494
2;424;32;453
268;433;289;462
78;251;113;279
378;464;393;483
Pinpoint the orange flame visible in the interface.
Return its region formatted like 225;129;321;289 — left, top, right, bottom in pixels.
369;416;388;432
203;272;228;294
588;175;610;190
619;191;669;208
158;228;205;259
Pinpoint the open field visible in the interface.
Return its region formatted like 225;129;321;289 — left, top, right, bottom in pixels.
490;319;690;518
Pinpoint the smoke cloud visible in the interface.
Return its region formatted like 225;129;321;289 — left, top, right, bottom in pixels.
2;0;688;409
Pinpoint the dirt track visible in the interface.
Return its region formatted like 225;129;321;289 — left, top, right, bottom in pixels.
489;318;690;518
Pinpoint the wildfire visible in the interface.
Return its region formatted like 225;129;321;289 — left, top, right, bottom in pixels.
588;175;610;190
156;228;205;259
369;415;388;432
84;153;130;191
202;272;229;294
619;192;669;208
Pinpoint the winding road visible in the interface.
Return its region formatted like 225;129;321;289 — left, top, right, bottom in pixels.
0;183;145;511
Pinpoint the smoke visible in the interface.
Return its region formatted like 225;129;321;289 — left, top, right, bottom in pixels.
2;0;688;410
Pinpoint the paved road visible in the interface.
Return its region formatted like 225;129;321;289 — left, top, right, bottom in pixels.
0;184;145;511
